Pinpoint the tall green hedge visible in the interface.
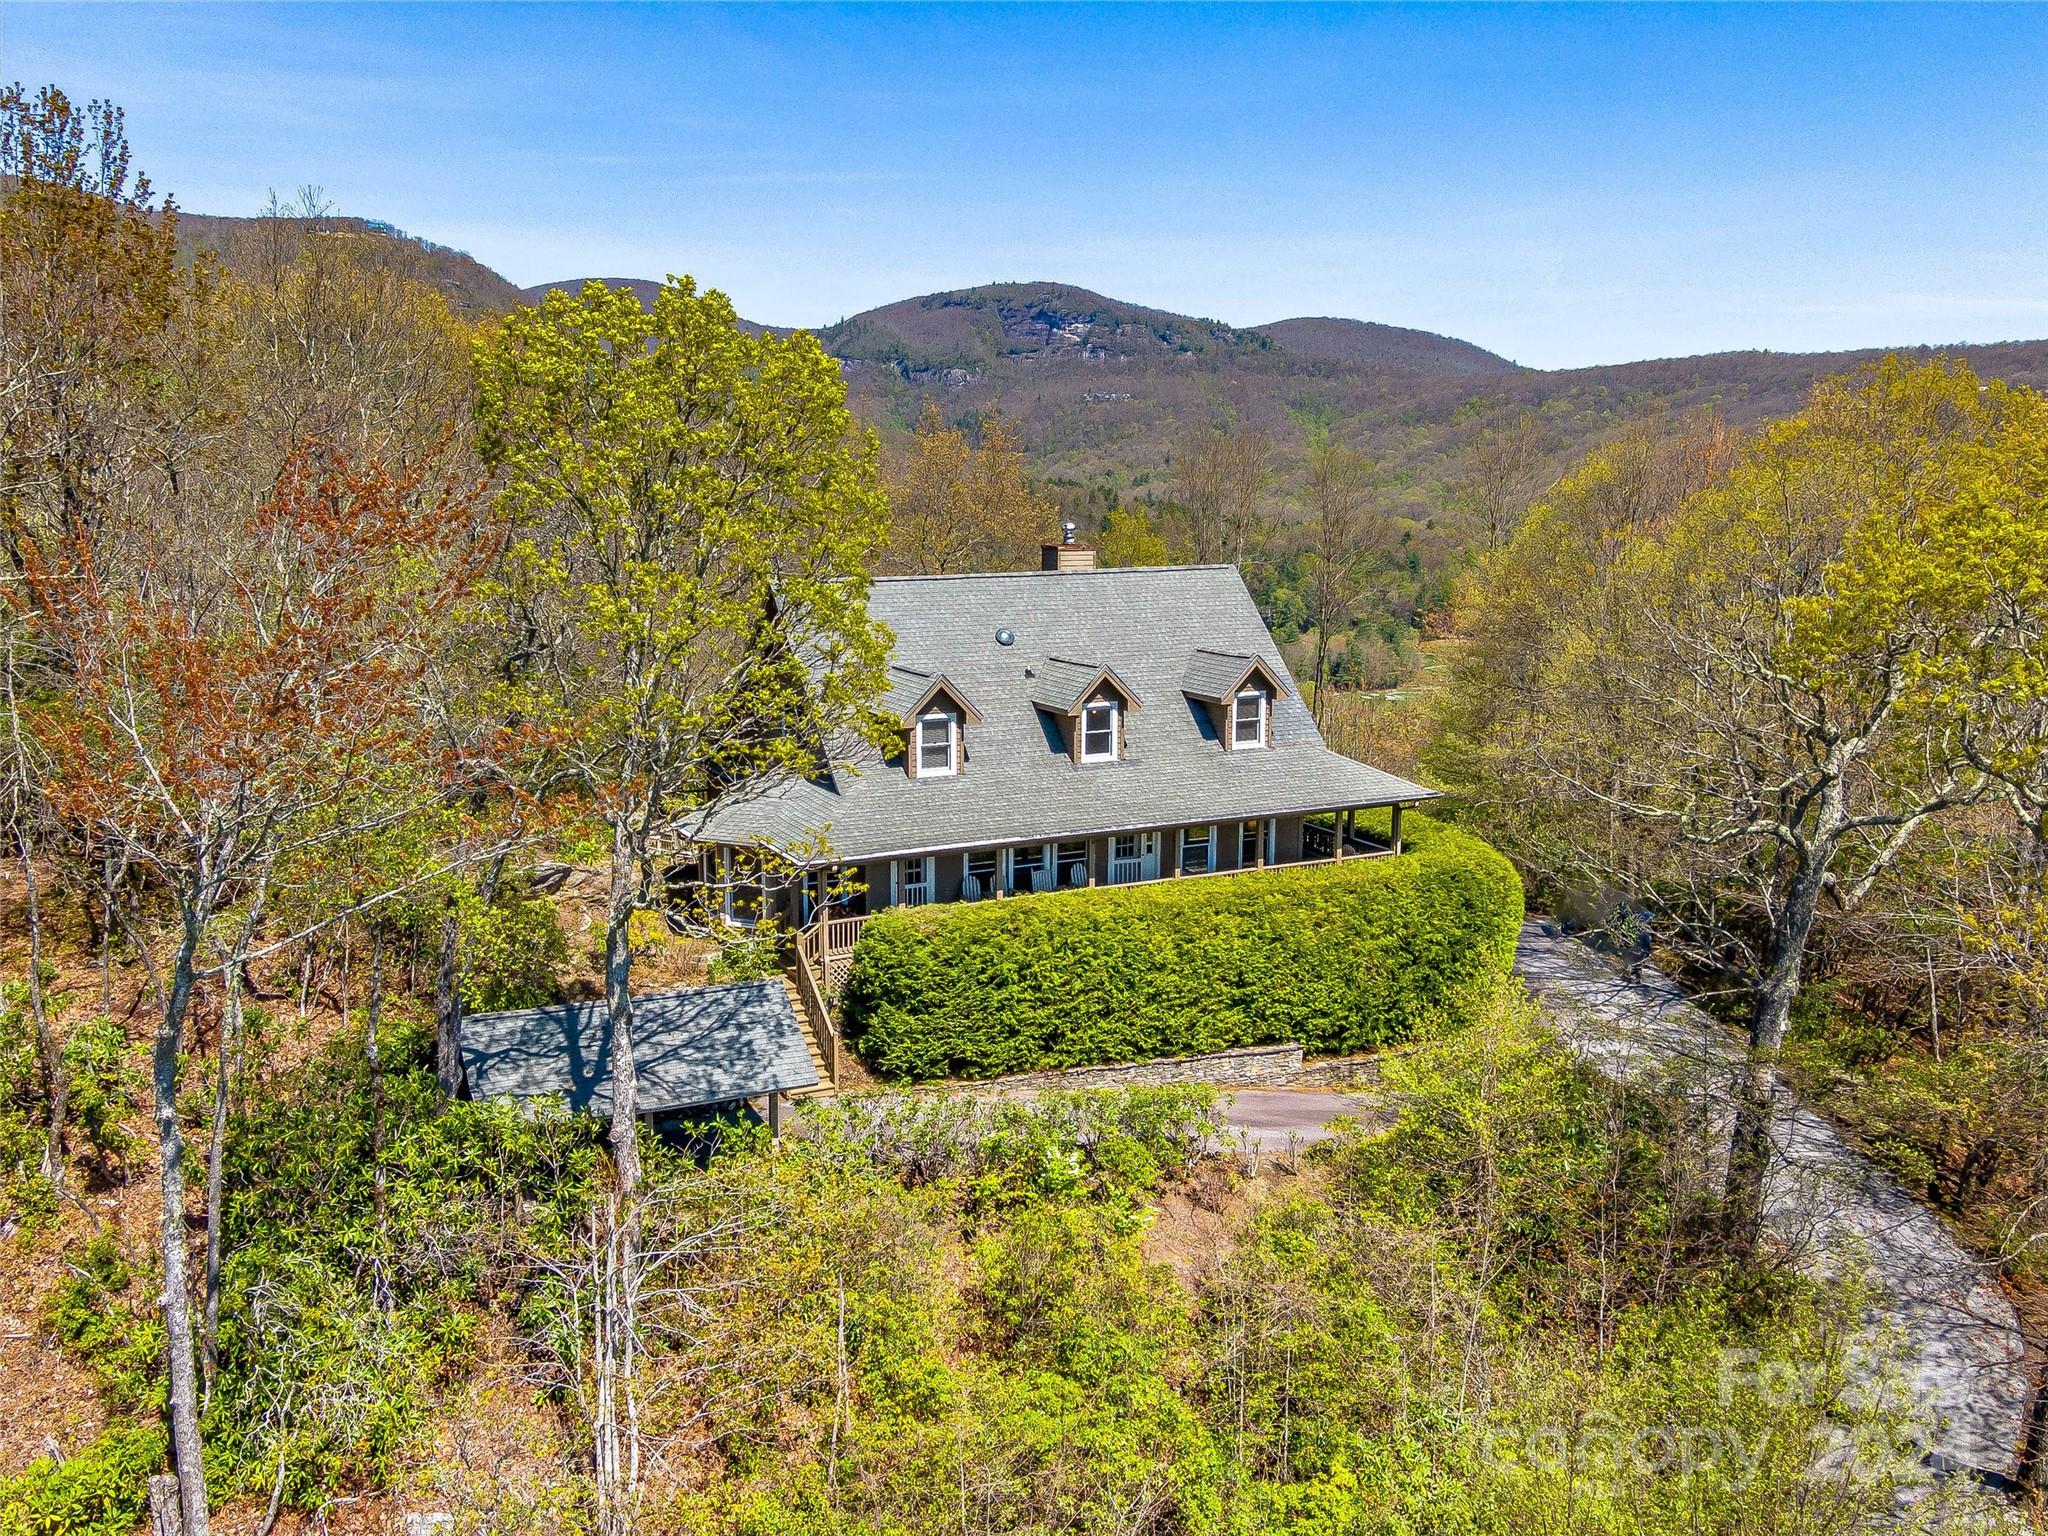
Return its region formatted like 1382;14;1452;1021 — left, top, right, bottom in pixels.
842;814;1524;1081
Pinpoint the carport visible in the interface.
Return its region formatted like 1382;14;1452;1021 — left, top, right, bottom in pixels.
458;977;820;1135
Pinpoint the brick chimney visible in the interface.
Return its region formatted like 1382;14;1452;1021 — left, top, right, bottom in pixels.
1041;520;1096;572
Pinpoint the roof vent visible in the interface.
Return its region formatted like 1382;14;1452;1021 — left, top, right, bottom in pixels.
996;627;1015;647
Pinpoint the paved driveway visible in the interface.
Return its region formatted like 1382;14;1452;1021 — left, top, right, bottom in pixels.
1216;1088;1379;1155
1515;919;2030;1488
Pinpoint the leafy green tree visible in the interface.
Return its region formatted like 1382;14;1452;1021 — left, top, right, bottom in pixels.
474;274;889;1191
884;402;1052;574
474;275;889;1534
1434;359;2048;1251
1438;361;2048;1058
1095;504;1170;568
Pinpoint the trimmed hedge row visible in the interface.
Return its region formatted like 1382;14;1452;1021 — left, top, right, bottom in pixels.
842;813;1525;1081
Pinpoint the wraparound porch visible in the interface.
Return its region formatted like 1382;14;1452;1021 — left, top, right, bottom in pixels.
794;805;1407;993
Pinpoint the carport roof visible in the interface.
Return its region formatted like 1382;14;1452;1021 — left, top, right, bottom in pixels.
459;978;818;1117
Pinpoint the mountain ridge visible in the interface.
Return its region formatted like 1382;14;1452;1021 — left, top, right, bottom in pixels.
172;212;2048;504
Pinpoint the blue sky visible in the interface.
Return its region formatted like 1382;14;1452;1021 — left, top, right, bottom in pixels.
8;2;2045;368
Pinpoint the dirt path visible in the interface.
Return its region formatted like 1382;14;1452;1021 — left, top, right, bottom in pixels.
1514;918;2030;1487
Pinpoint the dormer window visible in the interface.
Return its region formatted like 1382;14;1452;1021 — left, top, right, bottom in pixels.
917;711;959;776
891;669;979;780
1080;699;1119;762
1031;657;1141;766
1183;649;1292;753
1231;688;1267;750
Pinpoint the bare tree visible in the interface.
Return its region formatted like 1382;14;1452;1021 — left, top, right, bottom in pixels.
1297;430;1381;727
1169;421;1271;567
25;449;503;1536
1458;408;1547;547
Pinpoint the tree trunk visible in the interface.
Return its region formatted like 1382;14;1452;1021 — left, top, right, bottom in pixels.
2018;1356;2048;1506
1310;633;1332;733
156;907;211;1536
8;642;66;1189
595;821;644;1536
147;1472;183;1536
1720;1060;1774;1262
604;822;643;1196
434;896;463;1098
367;927;388;1254
199;964;242;1398
1720;862;1829;1256
1751;858;1829;1054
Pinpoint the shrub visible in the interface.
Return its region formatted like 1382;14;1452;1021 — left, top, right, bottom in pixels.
0;979;55;1224
841;814;1523;1080
0;1424;165;1536
60;1016;144;1175
44;1233;166;1414
458;882;569;1013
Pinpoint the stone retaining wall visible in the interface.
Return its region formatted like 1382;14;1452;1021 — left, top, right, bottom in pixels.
984;1042;1306;1092
970;1041;1413;1094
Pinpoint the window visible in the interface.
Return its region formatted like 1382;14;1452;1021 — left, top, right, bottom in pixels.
1231;688;1267;750
917;711;958;776
1180;825;1213;875
723;848;767;926
1008;842;1051;895
1080;699;1119;762
963;848;999;900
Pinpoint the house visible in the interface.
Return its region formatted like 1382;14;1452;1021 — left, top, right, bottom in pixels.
680;537;1437;989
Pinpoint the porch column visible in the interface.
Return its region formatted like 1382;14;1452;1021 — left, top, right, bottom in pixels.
1171;827;1184;877
1390;803;1404;855
1254;820;1267;869
1333;810;1348;861
766;1090;784;1138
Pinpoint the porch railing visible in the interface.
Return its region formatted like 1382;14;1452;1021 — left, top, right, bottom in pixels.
799;843;1397;966
798;910;868;995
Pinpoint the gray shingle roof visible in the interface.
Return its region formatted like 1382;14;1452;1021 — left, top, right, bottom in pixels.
1027;656;1140;716
460;979;818;1116
1182;647;1287;701
880;666;981;724
700;564;1435;863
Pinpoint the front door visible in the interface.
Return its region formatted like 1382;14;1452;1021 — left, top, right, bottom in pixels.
1109;831;1159;884
895;856;935;907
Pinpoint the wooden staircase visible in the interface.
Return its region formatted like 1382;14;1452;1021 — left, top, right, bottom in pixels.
779;976;835;1097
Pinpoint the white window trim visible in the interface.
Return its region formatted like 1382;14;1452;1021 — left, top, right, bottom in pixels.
1231;688;1268;751
917;710;959;777
1239;818;1276;867
1079;699;1119;763
721;848;761;928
